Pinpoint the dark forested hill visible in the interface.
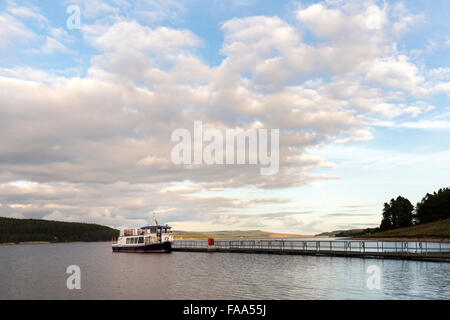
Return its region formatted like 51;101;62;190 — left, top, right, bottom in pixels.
0;217;119;243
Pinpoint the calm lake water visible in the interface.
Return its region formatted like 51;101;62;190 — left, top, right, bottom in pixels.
0;241;449;300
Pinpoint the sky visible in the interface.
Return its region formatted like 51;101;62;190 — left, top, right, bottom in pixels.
0;0;449;234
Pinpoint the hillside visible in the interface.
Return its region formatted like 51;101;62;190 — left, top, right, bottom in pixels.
173;230;311;240
358;218;450;240
315;228;378;238
0;217;119;244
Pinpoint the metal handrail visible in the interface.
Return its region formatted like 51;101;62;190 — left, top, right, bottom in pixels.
172;239;450;254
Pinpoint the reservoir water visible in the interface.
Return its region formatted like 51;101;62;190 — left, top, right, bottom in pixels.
0;241;449;299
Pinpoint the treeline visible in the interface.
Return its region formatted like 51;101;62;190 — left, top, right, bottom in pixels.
380;187;450;231
0;217;119;243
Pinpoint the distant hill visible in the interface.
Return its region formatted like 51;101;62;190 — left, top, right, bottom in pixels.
0;217;310;244
173;230;311;240
359;218;450;240
0;217;119;244
315;228;378;238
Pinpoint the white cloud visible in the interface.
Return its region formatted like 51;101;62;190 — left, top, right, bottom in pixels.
432;82;450;94
63;0;121;20
134;0;186;24
36;36;73;55
85;20;202;52
6;3;49;25
429;68;450;81
375;120;450;130
365;55;425;93
391;2;425;36
0;13;36;48
296;3;389;43
0;2;437;193
0;1;447;231
49;27;74;43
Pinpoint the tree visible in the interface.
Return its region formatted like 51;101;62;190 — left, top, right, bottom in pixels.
380;202;393;231
392;196;414;228
379;196;414;230
415;187;450;224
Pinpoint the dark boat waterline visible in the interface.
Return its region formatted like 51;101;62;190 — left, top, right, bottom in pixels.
112;242;172;253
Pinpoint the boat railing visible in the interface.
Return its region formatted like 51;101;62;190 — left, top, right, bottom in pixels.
172;239;450;255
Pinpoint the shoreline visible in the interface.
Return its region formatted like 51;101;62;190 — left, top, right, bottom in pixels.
0;240;111;246
0;241;52;246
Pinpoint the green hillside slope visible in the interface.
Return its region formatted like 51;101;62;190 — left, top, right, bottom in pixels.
360;218;450;239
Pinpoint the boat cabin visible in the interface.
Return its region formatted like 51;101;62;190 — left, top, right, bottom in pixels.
113;225;173;246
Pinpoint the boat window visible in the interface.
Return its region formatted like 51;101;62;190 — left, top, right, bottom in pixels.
138;237;144;243
126;238;130;244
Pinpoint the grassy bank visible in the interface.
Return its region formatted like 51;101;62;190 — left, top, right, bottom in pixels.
353;218;450;242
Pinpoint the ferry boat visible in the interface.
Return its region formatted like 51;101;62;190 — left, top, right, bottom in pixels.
112;220;174;253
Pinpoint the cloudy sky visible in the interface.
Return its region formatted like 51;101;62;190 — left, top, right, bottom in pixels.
0;0;449;234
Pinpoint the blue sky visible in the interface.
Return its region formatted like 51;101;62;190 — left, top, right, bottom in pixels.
0;0;449;233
